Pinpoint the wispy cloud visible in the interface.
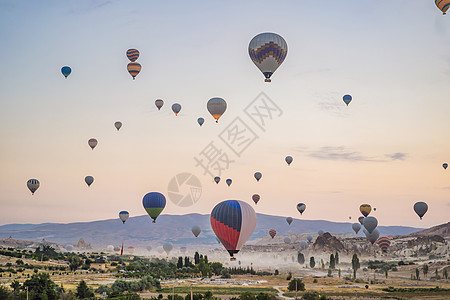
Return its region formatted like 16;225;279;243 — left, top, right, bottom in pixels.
297;146;407;162
385;152;407;160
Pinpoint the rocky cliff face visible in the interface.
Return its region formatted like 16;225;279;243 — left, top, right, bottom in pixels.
312;232;345;252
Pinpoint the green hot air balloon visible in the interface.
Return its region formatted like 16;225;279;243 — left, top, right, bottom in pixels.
143;192;166;223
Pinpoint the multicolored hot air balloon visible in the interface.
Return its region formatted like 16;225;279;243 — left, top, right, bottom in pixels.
363;216;378;234
297;203;306;215
214;176;220;184
413;202;428;220
285;156;293;166
88;138;98;150
85;176;94;187
376;236;391;253
352;223;361;234
360;204;372;217
119;211;129;224
142;192;166;223
443;163;448;170
269;229;277;239
254;172;262;182
27;179;40;195
180;246;187;253
286;217;293;225
252;194;260;205
155;99;164;110
61;66;71;78
192;225;201;237
358;216;365;225
436;0;450;14
226;179;232;186
249;32;288;82
210;200;257;260
127;62;141;80
197;118;204;126
172;103;181;116
343;94;352;106
207;97;227;123
114;121;122;131
126;49;140;62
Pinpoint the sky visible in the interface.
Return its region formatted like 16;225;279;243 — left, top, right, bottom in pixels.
1;0;449;229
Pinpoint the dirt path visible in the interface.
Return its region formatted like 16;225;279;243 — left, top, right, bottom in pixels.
274;286;294;300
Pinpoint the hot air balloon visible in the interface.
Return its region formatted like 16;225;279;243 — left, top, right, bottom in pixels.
297;203;306;215
436;0;450;14
413;202;428;220
84;176;94;187
352;223;361;234
127;246;135;254
172;103;181;116
360;204;372;217
114;121;122;131
27;179;40;195
88;138;98;150
299;241;308;249
363;216;378;234
207;97;227;123
343;95;352;106
226;179;232;186
127;62;141;80
142;192;166;223
210;200;257;260
286;217;293;225
376;237;391;253
146;246;152;252
119;211;129;224
126;49;140;62
443;163;448;170
180;246;187;253
285;156;293;166
374;208;377;211
65;244;74;251
358;216;365;225
114;246;121;253
252;194;260;205
306;235;313;243
155;99;164;110
192;225;201;237
163;243;173;255
365;228;380;245
106;245;114;253
318;230;324;236
198;118;204;126
254;172;262;182
157;249;164;254
269;229;277;239
249;32;288;82
214;176;220;184
284;236;291;244
61;66;71;78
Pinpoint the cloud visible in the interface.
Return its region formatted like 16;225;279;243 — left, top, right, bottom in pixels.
297;146;407;162
385;152;407;160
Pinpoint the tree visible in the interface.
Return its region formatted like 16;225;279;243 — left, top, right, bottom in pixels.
310;257;316;268
443;268;448;279
0;286;12;300
321;259;325;269
351;254;360;279
415;268;420;281
338;269;341;278
286;272;292;280
423;264;428;278
335;252;339;265
329;254;335;269
194;252;200;265
11;280;21;293
385;269;388;278
76;280;94;299
177;257;183;269
68;255;82;272
288;278;305;291
210;262;223;276
23;273;59;300
297;252;305;264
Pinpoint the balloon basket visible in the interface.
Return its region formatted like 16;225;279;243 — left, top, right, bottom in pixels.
230;257;236;261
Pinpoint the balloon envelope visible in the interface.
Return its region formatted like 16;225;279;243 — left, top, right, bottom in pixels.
210;200;257;258
363;216;378;234
142;192;166;222
197;117;204;126
172;103;181;115
377;236;391;253
226;179;232;186
358;216;365;225
27;179;40;195
306;235;313;243
214;176;220;184
155;99;164;110
192;225;202;237
299;241;308;249
284;236;291;244
285;156;293;166
254;172;262;182
252;194;260;204
249;32;287;82
436;0;450;14
163;243;173;255
269;229;276;239
126;49;140;62
146;246;152;252
114;121;122;131
360;204;372;217
61;66;71;78
286;217;293;225
119;211;129;224
127;62;141;79
343;94;352;106
207;97;227;122
365;228;380;245
88;138;98;150
85;176;94;187
352;223;361;234
318;230;324;236
413;202;428;219
443;163;448;170
297;203;306;215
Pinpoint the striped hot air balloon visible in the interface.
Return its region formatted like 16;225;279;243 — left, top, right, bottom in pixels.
142;192;166;223
360;204;372;217
252;194;260;204
127;62;141;80
126;49;140;62
269;229;277;239
207;97;227;123
210;200;257;260
376;236;391;253
436;0;450;14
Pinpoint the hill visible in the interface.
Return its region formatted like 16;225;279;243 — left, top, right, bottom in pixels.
409;222;450;238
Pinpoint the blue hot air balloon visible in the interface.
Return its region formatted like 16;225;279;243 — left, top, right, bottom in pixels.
297;203;306;215
214;176;220;184
61;66;72;78
343;95;352;106
119;211;129;224
143;192;166;223
198;117;205;126
226;179;232;186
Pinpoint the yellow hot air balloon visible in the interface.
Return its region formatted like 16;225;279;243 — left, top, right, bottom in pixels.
127;62;141;80
436;0;450;14
360;204;372;217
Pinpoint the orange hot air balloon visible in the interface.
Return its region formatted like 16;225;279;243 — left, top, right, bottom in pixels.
269;229;276;239
127;62;141;80
436;0;450;14
360;204;372;217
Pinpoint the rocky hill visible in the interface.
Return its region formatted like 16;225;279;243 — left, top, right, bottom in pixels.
410;222;450;238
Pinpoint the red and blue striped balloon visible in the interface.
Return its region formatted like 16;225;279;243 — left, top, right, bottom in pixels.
126;49;140;62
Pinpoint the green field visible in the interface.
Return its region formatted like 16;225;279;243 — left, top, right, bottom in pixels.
159;285;277;295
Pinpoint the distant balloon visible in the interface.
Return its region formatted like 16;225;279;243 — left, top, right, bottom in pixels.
360;204;372;217
126;49;140;62
284;236;291;244
269;229;277;239
343;94;352;106
207;97;227;123
413;202;428;220
146;246;152;252
285;156;293;166
435;0;450;14
318;230;324;236
443;163;448;170
180;246;187;253
306;235;313;243
61;66;71;78
113;246;121;253
210;200;257;259
85;176;94;187
226;179;232;187
127;62;141;80
352;223;361;234
192;225;202;237
358;216;365;225
297;203;306;215
254;172;262;182
88;138;98;150
119;211;129;224
114;121;122;131
27;179;40;195
363;216;378;234
106;245;114;252
299;241;308;249
65;244;74;251
155;99;164;110
252;194;260;205
163;243;173;255
172;103;181;116
365;228;380;245
197;117;205;126
214;176;220;184
376;236;391;253
373;208;377;211
127;246;135;254
142;192;166;223
286;217;293;225
249;32;288;82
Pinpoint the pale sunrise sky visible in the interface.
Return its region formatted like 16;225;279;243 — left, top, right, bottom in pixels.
0;0;449;228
